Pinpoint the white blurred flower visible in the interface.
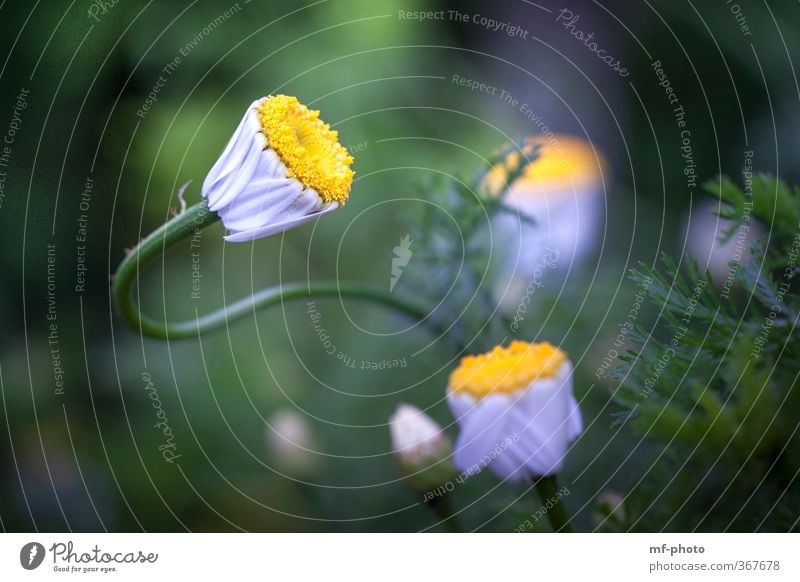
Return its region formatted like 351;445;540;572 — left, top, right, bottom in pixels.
202;94;354;242
684;199;764;285
265;409;318;477
389;404;455;490
485;135;606;308
447;341;582;481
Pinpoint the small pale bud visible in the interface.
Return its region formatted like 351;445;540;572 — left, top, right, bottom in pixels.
265;409;318;478
389;404;456;492
592;491;627;532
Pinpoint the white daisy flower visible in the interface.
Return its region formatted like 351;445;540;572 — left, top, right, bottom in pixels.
447;340;582;481
202;94;354;242
485;136;606;308
389;404;455;491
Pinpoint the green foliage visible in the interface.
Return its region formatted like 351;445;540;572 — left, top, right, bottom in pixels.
396;140;539;353
614;174;800;531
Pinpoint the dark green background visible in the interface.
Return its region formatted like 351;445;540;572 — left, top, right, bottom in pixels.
0;0;798;531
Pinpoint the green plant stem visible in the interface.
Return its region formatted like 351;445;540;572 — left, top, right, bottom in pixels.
112;200;429;340
426;495;463;533
534;475;573;533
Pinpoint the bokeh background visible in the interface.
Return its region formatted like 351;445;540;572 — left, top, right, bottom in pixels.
1;0;799;531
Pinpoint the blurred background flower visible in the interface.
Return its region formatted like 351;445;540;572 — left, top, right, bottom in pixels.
265;409;319;479
1;0;799;532
489;134;607;310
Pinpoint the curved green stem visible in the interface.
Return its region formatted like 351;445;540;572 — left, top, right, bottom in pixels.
112;201;429;340
534;475;573;533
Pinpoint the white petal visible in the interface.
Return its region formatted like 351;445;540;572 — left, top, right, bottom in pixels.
446;390;476;422
216;180;305;232
566;393;583;441
451;394;526;482
222;202;338;242
202;102;263;201
206;131;267;212
509;361;581;476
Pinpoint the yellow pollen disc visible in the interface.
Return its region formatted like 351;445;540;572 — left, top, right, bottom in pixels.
482;135;605;198
256;95;354;204
448;341;567;398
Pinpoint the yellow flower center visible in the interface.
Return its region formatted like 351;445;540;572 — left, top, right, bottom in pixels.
448;341;567;398
482;135;605;198
256;95;354;204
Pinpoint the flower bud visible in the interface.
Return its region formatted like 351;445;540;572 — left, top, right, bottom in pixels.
389;404;456;492
265;409;319;478
591;491;627;532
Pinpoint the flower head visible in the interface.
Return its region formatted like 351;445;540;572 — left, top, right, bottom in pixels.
485;135;607;310
389;404;456;491
483;134;604;198
447;340;582;481
202;95;354;242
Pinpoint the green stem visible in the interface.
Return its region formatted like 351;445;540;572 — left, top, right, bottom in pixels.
426;495;463;533
534;475;573;533
112;201;429;340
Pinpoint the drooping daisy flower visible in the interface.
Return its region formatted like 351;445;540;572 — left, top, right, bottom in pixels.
202;95;355;242
389;404;455;491
486;135;606;307
447;340;582;481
